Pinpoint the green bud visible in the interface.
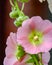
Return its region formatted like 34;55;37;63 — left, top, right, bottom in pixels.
9;10;25;18
18;0;29;3
14;15;29;27
14;19;22;27
16;45;25;60
9;10;19;18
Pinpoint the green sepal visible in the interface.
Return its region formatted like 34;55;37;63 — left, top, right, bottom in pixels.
16;45;25;60
18;0;29;3
14;15;29;27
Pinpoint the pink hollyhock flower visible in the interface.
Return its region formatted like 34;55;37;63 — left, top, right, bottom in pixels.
17;16;52;54
4;52;50;65
3;32;18;65
3;32;50;65
14;52;50;65
3;32;33;65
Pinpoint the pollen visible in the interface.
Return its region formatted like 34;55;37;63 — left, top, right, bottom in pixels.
34;36;39;41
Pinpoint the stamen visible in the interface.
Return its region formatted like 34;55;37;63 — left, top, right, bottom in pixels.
34;36;39;41
28;31;43;45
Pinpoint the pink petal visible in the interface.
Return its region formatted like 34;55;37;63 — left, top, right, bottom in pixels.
42;52;50;64
39;28;52;52
14;62;33;65
17;27;31;40
31;16;52;32
5;46;16;57
44;64;48;65
6;32;17;48
3;57;17;65
22;16;42;31
43;28;52;39
22;19;35;30
22;16;42;27
17;39;40;54
14;61;26;65
39;37;52;52
22;19;30;27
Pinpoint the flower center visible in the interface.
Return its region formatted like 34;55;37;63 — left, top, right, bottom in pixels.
34;35;39;41
28;31;43;45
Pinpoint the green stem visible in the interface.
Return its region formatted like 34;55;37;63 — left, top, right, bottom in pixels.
10;0;20;11
14;0;25;16
39;53;43;65
39;53;42;62
21;3;25;11
9;0;14;7
31;55;39;65
14;0;20;10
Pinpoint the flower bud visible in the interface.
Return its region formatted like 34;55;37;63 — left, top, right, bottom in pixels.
14;16;29;27
9;10;19;18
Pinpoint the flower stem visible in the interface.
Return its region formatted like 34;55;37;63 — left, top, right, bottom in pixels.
31;55;39;65
9;0;14;7
39;53;43;65
21;3;25;11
